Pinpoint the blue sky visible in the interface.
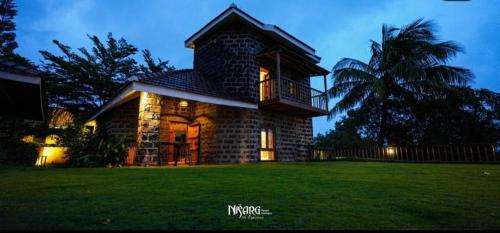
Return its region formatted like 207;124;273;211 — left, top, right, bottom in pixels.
15;0;500;135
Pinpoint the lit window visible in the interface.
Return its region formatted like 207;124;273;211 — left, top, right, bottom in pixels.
260;67;272;101
288;82;297;96
260;128;275;161
179;100;189;107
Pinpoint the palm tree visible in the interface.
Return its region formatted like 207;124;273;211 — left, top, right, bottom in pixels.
329;19;473;145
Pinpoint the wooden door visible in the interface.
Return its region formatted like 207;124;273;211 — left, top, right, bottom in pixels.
188;123;201;164
167;123;188;164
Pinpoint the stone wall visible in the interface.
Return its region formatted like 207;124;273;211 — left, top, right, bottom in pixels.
213;107;312;163
192;102;218;164
259;111;313;161
136;92;161;166
98;94;313;165
213;107;259;163
98;98;139;143
194;29;264;103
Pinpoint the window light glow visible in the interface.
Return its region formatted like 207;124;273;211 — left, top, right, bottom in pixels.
35;135;68;166
179;100;189;107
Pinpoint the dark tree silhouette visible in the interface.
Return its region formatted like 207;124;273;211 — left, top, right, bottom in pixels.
40;33;174;120
0;0;17;55
0;0;33;67
329;19;473;145
140;49;175;73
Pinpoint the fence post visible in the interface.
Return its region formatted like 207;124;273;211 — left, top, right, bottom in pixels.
492;144;496;161
483;145;489;161
475;145;479;162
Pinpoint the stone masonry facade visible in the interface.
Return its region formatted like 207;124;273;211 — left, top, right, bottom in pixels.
97;95;313;165
194;28;264;103
97;19;317;165
98;98;139;143
136;92;161;165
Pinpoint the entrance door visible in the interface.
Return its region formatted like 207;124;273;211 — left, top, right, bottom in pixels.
166;122;201;165
167;123;187;165
187;123;201;164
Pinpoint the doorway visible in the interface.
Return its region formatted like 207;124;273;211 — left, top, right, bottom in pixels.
260;67;273;101
166;122;200;165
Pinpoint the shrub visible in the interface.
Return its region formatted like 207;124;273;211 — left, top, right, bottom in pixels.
0;139;39;165
60;124;128;167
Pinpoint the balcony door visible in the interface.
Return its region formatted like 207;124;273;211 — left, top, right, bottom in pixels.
259;67;273;101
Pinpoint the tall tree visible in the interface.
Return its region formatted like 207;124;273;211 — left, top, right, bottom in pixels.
40;33;140;120
329;19;473;145
40;33;174;121
0;0;17;56
0;0;33;67
140;49;175;73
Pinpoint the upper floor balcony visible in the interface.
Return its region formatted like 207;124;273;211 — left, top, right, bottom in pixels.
259;76;328;116
257;48;330;117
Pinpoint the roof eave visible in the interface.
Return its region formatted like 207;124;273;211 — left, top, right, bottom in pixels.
184;6;320;63
87;81;258;123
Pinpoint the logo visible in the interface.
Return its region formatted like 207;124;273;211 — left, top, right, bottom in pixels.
227;204;272;219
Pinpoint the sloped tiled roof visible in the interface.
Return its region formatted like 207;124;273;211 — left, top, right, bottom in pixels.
136;69;232;99
0;59;40;77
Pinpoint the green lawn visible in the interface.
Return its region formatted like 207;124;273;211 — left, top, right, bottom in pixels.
0;162;499;230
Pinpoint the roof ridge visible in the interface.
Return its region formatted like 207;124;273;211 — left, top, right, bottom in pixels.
137;68;194;81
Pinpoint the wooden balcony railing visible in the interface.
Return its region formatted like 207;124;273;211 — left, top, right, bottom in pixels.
259;77;328;112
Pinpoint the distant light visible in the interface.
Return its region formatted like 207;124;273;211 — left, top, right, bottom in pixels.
387;147;395;155
179;100;189;107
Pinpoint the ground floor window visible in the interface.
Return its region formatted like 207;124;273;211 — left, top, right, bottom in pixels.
260;128;275;161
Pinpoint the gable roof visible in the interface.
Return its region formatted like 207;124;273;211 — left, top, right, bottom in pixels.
136;69;233;99
87;70;257;122
184;4;321;63
0;59;40;79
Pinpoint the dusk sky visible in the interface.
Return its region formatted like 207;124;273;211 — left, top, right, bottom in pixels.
15;0;500;135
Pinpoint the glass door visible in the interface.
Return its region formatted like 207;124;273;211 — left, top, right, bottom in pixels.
260;127;275;161
260;67;273;101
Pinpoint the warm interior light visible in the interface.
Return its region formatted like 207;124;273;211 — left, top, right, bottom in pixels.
84;120;97;133
21;135;34;143
35;135;68;166
260;67;270;101
179;100;189;107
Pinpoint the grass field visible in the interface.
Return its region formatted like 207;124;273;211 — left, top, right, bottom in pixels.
0;161;499;230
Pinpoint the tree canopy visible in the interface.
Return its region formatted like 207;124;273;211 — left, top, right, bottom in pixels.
328;18;476;146
0;0;33;67
321;19;499;147
40;33;175;121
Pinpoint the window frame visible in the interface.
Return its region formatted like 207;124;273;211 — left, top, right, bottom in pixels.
260;127;277;162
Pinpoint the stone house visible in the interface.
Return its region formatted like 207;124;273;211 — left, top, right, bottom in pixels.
87;4;329;165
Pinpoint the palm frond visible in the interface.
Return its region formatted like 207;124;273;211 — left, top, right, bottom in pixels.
424;65;473;86
328;82;371;120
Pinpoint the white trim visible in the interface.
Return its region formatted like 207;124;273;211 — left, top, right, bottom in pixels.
133;82;258;109
0;71;41;85
87;82;258;122
184;7;320;63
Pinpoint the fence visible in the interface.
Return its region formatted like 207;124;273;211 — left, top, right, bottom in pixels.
310;144;499;163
